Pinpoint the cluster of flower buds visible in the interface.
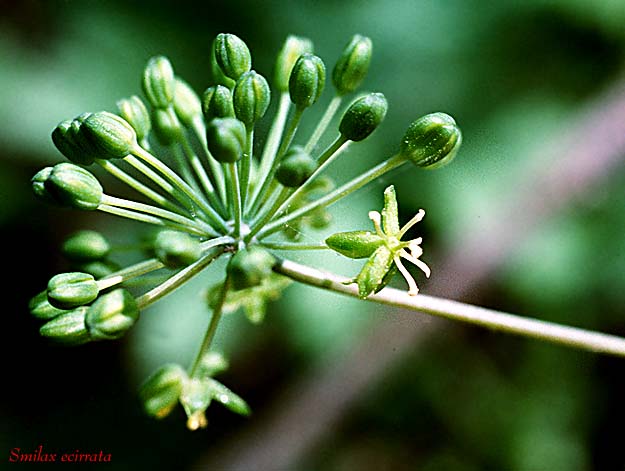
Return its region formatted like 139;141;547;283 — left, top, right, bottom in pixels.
30;32;461;428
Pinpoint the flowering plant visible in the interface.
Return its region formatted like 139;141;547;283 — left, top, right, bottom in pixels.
28;33;625;430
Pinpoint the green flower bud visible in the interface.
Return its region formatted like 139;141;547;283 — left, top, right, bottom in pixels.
202;85;235;121
276;146;317;188
274;35;314;93
154;230;201;268
173;78;202;127
289;53;326;109
117;96;151;141
142;55;175;109
205;117;246;163
339;92;387;142
29;290;68;320
31;167;54;203
233;70;270;128
326;230;385;259
41;163;103;210
85;289;139;340
75;260;121;279
62;230;110;262
355;245;395;298
213;33;252;81
207;378;251;416
39;307;91;345
399;112;462;169
227;246;276;291
51;119;95;166
81;111;138;160
47;272;99;309
151;108;183;146
140;364;187;419
332;34;372;95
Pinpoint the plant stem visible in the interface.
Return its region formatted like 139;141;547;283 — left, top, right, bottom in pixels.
274;259;625;358
304;95;342;153
228;163;242;238
246;186;290;241
247;104;303;216
260;242;328;251
133;145;229;233
240;128;254;208
178;137;228;218
97;205;209;236
257;153;406;239
135;246;226;309
262;136;349;230
190;274;231;377
191;115;227;203
248;92;291;213
96;159;182;213
101;194;215;235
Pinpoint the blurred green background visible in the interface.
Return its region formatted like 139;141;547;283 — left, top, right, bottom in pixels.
2;0;625;469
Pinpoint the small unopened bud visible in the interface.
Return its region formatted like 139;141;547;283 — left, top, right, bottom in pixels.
37;163;103;210
195;352;229;378
82;111;137;159
332;34;372;95
326;230;384;259
233;70;270;128
205;117;246;163
276;146;317;187
39;307;91;345
289;54;326;109
213;33;252;81
76;260;120;279
47;272;99;309
274;35;314;92
173;78;202;127
142;56;175;109
29;291;68;320
85;289;139;340
399;112;462;169
202;85;235;121
52;119;95;166
140;364;187;419
154;230;201;268
339;92;387;142
117;96;151;141
152;108;183;146
227;246;276;290
62;230;110;262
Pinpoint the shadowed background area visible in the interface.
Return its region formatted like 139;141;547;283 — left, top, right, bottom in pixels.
2;0;625;469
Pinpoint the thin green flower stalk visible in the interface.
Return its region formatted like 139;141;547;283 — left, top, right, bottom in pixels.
29;32;625;431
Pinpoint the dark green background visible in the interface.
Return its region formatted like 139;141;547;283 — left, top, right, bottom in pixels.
2;0;625;469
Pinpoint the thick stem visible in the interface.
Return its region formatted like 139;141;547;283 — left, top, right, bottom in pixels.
274;259;625;358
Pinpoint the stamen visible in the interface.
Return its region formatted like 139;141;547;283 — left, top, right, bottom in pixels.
398;209;425;239
399;248;431;278
394;255;419;295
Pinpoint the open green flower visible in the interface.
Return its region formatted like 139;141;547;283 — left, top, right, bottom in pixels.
327;185;430;298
